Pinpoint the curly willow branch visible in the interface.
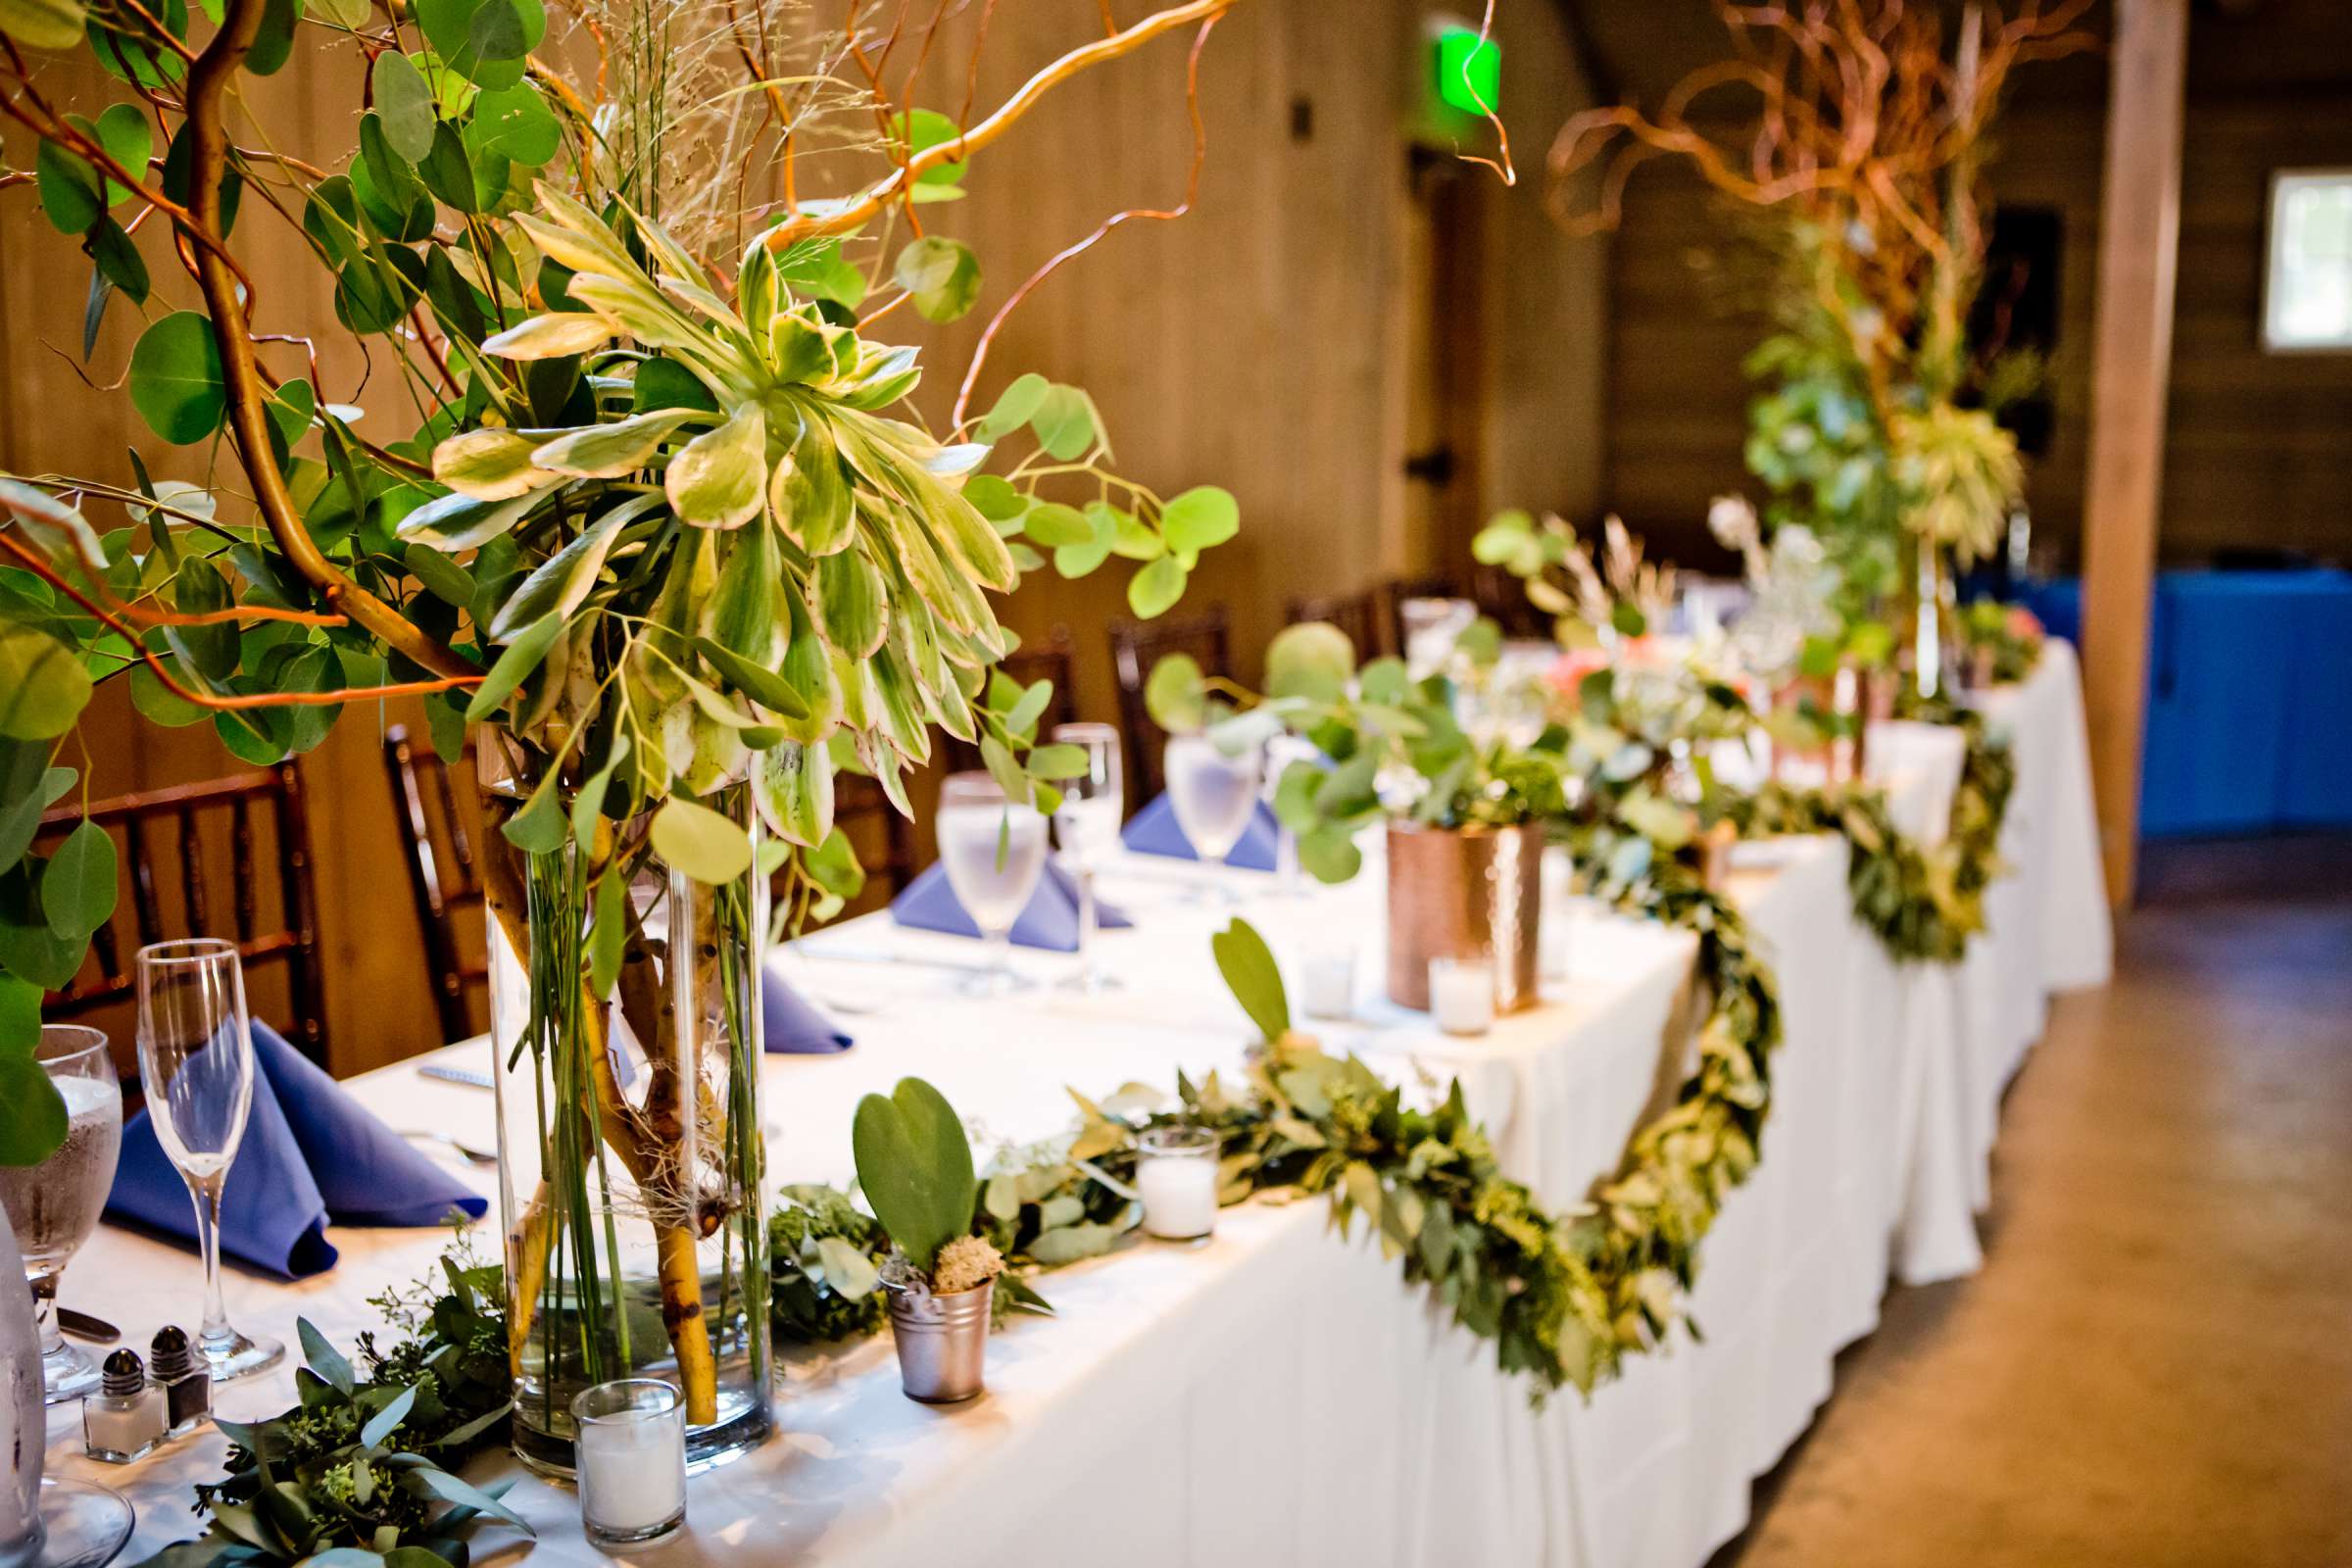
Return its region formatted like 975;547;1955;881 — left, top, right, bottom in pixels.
760;0;1238;250
179;0;476;680
950;13;1219;429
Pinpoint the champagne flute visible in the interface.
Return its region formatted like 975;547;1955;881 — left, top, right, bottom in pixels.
1049;724;1124;993
134;938;283;1381
0;1025;122;1403
1163;734;1261;900
934;774;1050;997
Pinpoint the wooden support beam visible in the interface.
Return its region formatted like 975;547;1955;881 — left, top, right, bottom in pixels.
2079;0;2189;909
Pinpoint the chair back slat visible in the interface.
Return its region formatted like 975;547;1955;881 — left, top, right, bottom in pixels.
176;806;208;937
1107;608;1232;805
229;796;258;942
37;766;327;1065
1288;588;1383;661
124;814;163;945
381;725;488;1044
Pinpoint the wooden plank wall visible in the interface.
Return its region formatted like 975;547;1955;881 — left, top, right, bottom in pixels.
2;1;1606;1073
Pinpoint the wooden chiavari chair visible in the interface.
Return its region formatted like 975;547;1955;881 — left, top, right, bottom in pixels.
37;764;327;1064
381;724;489;1044
1107;607;1232;805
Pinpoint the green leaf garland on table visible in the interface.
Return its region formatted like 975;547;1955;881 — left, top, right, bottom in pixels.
773;902;1785;1404
137;1239;518;1568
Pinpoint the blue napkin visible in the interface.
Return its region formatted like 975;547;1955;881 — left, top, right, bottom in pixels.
890;859;1132;952
760;958;855;1054
1121;794;1283;871
106;1023;486;1281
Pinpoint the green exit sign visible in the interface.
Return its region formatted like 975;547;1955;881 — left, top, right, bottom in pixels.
1434;24;1500;117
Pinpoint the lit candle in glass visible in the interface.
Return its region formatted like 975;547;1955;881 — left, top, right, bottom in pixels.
1298;941;1356;1021
1428;956;1495;1037
572;1379;686;1548
1135;1126;1220;1241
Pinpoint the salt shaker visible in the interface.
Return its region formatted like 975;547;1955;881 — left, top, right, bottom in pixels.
82;1349;165;1463
149;1325;212;1438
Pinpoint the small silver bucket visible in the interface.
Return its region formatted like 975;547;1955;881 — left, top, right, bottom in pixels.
885;1279;993;1403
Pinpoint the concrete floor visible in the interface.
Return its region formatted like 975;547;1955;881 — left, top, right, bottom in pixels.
1709;837;2352;1568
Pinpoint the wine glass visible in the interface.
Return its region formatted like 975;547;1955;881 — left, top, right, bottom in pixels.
933;774;1050;996
1262;734;1323;900
134;938;283;1381
0;1025;122;1403
1163;734;1262;899
1049;723;1124;993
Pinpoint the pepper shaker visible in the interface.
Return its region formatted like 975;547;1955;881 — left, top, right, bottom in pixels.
149;1325;211;1438
82;1349;165;1464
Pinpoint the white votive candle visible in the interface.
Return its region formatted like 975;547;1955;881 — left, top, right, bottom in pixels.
1298;946;1356;1020
572;1379;687;1548
1429;956;1495;1037
1136;1126;1220;1240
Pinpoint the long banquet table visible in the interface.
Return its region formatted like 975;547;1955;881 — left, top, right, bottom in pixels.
46;645;2112;1568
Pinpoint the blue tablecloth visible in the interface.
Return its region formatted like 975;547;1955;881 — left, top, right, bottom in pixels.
2015;569;2352;835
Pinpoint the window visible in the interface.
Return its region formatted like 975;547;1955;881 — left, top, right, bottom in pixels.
2263;171;2352;352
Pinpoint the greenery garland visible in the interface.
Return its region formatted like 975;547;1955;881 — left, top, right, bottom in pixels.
140;1239;520;1568
773;901;1783;1403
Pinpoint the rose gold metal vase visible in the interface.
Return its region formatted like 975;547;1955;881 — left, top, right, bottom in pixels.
1384;820;1544;1014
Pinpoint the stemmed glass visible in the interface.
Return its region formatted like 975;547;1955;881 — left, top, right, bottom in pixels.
934;773;1050;997
134;937;284;1381
1163;734;1262;901
1262;734;1322;900
0;1025;122;1403
1049;723;1124;993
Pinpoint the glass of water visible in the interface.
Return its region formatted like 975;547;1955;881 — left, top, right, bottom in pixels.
0;1025;122;1403
135;938;284;1381
1049;723;1124;993
934;773;1050;996
1164;734;1261;898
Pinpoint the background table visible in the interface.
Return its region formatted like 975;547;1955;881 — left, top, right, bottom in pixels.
45;649;2112;1568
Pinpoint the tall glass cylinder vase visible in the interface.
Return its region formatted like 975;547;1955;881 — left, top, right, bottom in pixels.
1904;531;1953;702
479;740;771;1477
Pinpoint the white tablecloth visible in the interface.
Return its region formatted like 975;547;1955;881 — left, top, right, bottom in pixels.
46;646;2111;1568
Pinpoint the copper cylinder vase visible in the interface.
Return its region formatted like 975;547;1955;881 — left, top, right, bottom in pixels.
1385;820;1544;1014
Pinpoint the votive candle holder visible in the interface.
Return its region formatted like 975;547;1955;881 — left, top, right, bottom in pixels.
571;1379;687;1550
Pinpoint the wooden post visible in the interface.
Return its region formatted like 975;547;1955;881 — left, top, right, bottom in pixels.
2079;0;2189;909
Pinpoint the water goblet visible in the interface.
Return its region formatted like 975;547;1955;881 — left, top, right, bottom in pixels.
934;774;1050;996
1163;734;1261;901
0;1026;122;1405
1049;724;1124;993
134;938;284;1382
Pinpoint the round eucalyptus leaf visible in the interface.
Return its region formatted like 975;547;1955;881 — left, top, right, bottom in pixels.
370;51;437;162
0;1056;68;1168
39;818;116;940
892;235;980;324
466;83;559;169
0;0;81;49
0;625;90;739
1160;485;1240;555
35;139;102;235
1126;553;1188;619
650;797;753;885
127;311;225;445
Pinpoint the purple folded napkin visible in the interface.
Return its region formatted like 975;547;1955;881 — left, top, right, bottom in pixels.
760;957;855;1054
890;859;1132;952
106;1022;486;1281
1120;794;1282;871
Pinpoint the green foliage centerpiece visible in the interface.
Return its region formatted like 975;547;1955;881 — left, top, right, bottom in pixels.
0;0;1244;1472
